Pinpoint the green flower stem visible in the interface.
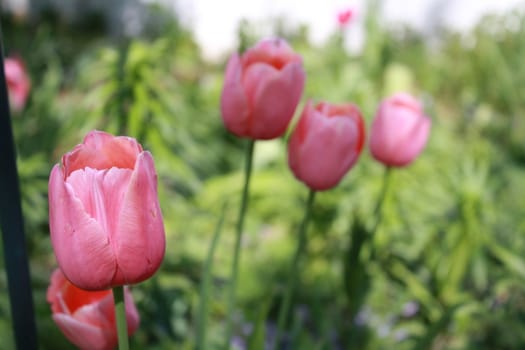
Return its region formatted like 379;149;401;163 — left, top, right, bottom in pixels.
370;166;392;257
224;139;255;349
113;286;129;350
116;41;130;136
274;189;317;349
196;203;227;350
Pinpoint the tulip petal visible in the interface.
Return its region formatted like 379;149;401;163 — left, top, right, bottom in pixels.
74;299;114;330
52;314;116;350
67;167;133;240
47;268;68;313
249;62;305;139
112;152;166;285
86;287;140;334
220;54;251;137
47;268;110;315
242;38;302;70
63;131;142;177
391;116;431;166
241;62;278;106
49;165;117;290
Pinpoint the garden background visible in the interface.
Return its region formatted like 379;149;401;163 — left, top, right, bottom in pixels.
1;0;525;349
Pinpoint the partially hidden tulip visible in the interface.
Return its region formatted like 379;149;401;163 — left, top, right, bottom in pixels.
369;93;431;167
288;101;366;191
47;268;140;350
4;56;30;111
49;130;166;290
220;38;305;140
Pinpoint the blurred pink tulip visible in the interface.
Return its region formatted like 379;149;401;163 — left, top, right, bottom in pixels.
337;8;355;27
369;93;431;167
220;38;305;140
47;268;139;350
49;130;166;290
4;56;30;111
288;101;365;191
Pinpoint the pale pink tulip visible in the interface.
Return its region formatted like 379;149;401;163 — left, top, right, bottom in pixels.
49;130;166;290
47;268;140;350
220;38;305;140
4;56;30;111
369;93;431;167
288;101;365;191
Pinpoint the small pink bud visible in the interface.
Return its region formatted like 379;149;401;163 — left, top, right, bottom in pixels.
220;38;305;140
369;93;431;167
288;101;366;191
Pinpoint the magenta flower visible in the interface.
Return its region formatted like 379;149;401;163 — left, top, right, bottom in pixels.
337;8;355;27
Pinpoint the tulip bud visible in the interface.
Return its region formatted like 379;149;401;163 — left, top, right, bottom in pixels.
288;101;365;191
48;130;166;290
220;38;305;140
47;268;140;350
4;56;30;112
369;93;431;167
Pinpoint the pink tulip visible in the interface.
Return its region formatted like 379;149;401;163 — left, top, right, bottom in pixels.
220;38;305;140
4;56;30;111
49;130;166;290
288;101;365;191
369;93;431;167
47;268;140;350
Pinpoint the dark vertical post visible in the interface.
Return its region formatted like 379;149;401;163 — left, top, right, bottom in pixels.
0;23;38;350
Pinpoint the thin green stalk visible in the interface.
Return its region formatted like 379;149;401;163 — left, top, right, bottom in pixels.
196;203;228;350
370;166;392;238
273;189;317;349
116;41;130;136
224;139;255;349
370;166;392;257
113;286;129;350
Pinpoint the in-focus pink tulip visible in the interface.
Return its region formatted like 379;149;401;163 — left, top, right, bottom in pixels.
49;130;166;290
47;268;140;350
288;101;366;191
369;93;431;167
4;56;30;111
220;38;305;140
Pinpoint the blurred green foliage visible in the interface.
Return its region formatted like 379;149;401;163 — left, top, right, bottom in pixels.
1;2;525;349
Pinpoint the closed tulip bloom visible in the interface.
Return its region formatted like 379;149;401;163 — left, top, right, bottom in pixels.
220;38;305;140
49;130;165;290
4;56;30;111
369;93;431;167
47;268;140;350
288;101;366;191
